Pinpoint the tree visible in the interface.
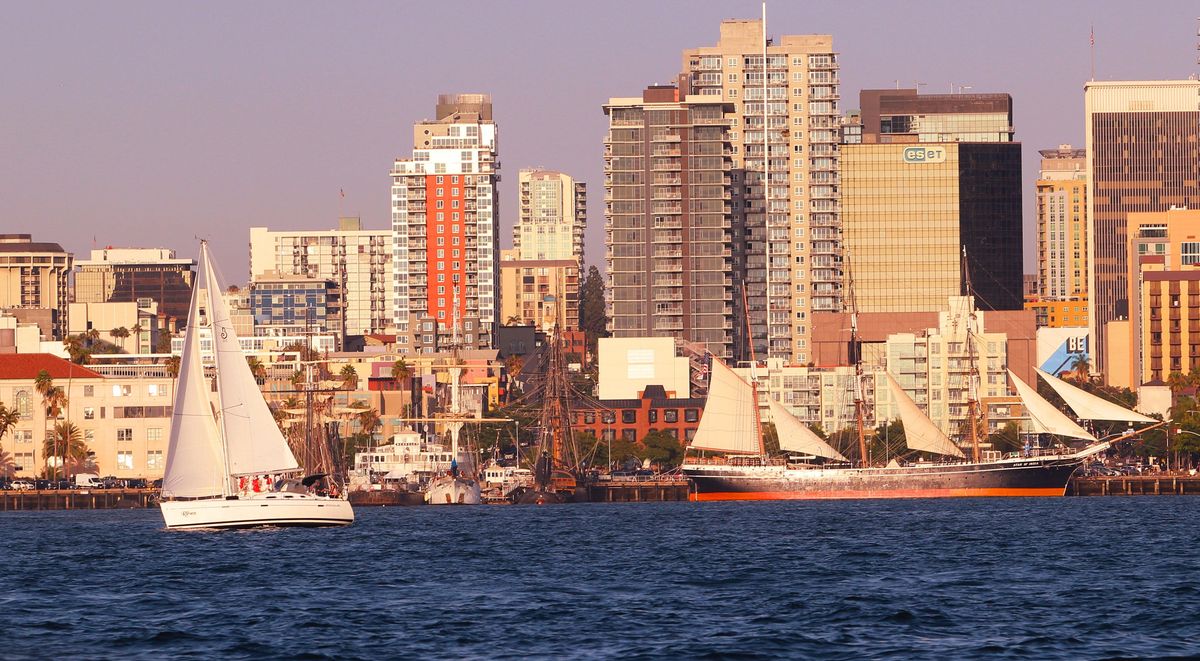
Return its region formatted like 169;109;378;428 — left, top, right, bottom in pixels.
130;323;144;353
63;335;92;364
870;419;906;463
391;358;413;412
1068;354;1092;382
357;408;381;445
283;341;318;362
578;265;609;351
43;421;87;479
155;331;172;354
110;326;131;352
0;403;18;479
641;430;685;469
985;422;1022;454
246;356;267;383
164;355;181;378
339;365;359;390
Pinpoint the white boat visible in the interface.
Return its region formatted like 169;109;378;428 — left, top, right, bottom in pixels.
159;242;353;530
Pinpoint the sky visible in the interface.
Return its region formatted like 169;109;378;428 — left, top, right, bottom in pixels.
3;0;1199;282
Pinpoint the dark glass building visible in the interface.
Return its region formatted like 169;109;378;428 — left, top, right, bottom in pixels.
74;248;195;328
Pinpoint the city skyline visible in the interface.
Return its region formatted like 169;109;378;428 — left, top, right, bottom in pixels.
3;1;1198;280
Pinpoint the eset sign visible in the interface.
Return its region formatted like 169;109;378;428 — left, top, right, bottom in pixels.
903;146;947;163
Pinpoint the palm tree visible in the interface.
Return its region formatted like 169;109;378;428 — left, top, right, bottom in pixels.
357;408;381;445
0;403;19;479
63;335;91;364
339;365;359;390
1069;354;1091;382
110;326;131;352
164;355;181;378
246;356;267;383
130;323;144;353
391;358;412;409
43;422;86;479
83;328;101;347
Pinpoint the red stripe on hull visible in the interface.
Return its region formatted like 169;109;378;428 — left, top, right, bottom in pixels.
689;487;1066;501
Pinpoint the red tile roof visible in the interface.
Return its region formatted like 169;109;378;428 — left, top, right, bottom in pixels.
0;354;104;380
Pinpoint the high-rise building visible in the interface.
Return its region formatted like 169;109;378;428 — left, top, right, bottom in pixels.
498;249;579;331
602;85;737;358
1034;145;1087;302
681;19;841;363
249;272;344;340
841;89;1023;313
515;169;586;262
0;234;73;340
74;248;196;328
1085;80;1200;378
391;94;499;352
248;218;392;339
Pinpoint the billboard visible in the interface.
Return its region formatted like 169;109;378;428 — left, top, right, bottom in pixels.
1036;327;1089;377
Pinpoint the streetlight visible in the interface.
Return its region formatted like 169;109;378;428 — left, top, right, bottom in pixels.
1173;428;1200;474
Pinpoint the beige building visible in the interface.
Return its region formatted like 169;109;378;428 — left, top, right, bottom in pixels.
602;85;737;358
391;94;500;352
597;336;691;400
67;301;163;354
1085;80;1200;378
681;20;841;362
74;248;195;328
249;217;392;338
498;250;579;332
1035;145;1087;302
0;234;73;340
515;169;586;262
0;354;174;479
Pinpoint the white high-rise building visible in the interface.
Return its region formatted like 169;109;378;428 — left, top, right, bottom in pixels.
515;169;586;262
390;94;499;352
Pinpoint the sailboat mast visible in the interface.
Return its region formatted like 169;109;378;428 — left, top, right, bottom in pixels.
846;253;869;466
962;247;981;463
200;242;234;497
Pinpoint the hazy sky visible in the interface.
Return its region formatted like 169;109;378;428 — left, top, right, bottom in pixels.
3;0;1198;281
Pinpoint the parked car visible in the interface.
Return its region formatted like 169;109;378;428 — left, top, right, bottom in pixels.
11;479;34;491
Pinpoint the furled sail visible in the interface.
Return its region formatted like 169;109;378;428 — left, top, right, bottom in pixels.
885;372;966;458
1035;367;1155;424
202;245;300;476
1008;370;1096;442
161;253;228;499
768;398;849;461
689;358;762;455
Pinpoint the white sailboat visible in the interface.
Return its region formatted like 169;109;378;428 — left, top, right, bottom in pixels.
159;242;354;529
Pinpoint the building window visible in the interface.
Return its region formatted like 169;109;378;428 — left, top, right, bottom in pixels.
147;450;163;469
1183;242;1200;265
584;412;596;424
685;409;699;423
621;410;637;424
83;407;95;420
15;391;30;419
648;410;658;423
602;412;616;425
148;428;163;442
622;429;637;441
664;409;678;423
83;386;94;397
117;428;133;442
117;451;134;470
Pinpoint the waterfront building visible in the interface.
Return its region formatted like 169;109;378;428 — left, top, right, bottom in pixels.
74;248;195;329
67;301;163;354
681;19;841;362
1085;80;1200;378
1035;145;1088;302
498;250;579;332
1123;208;1200;385
248;217;392;338
572;385;705;446
0;234;73;340
249;272;344;342
841;89;1023;313
602;85;738;358
0;354;174;479
515;169;586;262
391;94;500;352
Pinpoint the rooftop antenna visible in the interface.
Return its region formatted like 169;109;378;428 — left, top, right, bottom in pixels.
1090;23;1096;81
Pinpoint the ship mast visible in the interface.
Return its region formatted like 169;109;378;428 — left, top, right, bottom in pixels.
962;247;981;463
741;286;766;460
846;255;869;467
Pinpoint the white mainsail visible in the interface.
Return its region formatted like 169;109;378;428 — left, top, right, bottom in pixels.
885;372;966;458
1007;370;1096;442
1035;367;1155;424
201;245;300;476
689;358;762;455
161;254;228;499
768;399;849;461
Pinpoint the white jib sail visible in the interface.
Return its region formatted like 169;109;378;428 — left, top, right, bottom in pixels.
885;372;966;458
689;358;762;455
1007;370;1096;442
161;252;228;499
768;398;849;461
202;245;300;476
1035;367;1155;424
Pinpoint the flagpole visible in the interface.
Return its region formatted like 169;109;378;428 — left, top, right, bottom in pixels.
1090;24;1095;81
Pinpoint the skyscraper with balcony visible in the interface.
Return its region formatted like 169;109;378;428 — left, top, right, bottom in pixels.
391;94;499;352
515;169;586;262
0;234;73;339
681;19;841;363
602;85;737;358
1035;145;1087;302
840;89;1023;314
248;218;392;338
1085;80;1200;379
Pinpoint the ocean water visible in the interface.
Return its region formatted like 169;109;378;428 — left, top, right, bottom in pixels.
2;499;1199;660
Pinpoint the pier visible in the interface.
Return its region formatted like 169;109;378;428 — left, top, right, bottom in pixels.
1;489;157;511
1068;475;1200;496
578;477;690;503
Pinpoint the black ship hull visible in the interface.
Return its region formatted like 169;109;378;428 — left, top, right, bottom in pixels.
684;456;1082;501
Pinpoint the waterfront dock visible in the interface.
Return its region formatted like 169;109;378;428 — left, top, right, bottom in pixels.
579;477;690;502
1068;475;1200;496
1;489;157;511
348;490;426;506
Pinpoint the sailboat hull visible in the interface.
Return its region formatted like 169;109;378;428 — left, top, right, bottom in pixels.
160;494;354;530
684;457;1081;501
424;476;482;505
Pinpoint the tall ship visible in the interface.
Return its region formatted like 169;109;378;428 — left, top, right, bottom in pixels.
159;242;354;529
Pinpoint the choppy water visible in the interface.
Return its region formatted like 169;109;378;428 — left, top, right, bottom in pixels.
3;499;1199;659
